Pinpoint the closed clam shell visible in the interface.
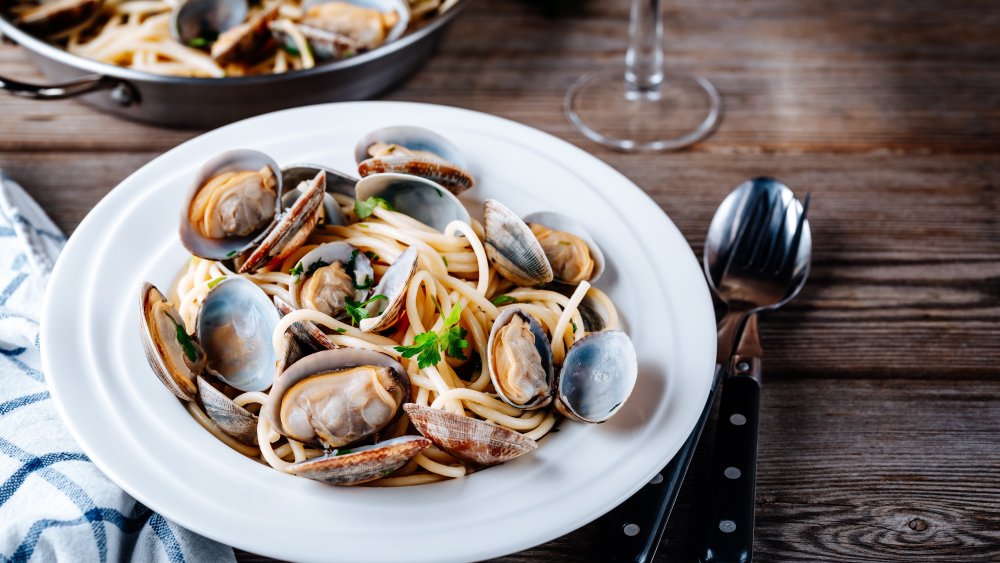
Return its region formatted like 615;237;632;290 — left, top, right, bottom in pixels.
523;211;605;284
139;282;205;402
487;307;555;410
555;331;637;424
196;277;280;392
483;199;553;286
359;246;418;333
179;149;283;262
354;173;470;233
239;170;325;273
403;403;538;466
286;435;430;486
354;126;474;194
197;376;258;445
273;296;337;352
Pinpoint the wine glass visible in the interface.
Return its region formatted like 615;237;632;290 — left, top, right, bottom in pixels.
565;0;722;152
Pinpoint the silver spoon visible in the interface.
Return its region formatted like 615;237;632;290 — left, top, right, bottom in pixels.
169;0;248;46
598;177;811;563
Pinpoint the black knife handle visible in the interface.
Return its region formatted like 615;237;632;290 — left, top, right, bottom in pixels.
598;365;722;563
697;358;762;563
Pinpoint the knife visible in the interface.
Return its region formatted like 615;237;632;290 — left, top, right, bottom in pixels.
697;314;763;563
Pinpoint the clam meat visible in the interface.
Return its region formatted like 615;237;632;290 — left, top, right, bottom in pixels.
487;308;553;410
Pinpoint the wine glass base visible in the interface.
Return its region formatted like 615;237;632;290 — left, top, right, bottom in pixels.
565;64;722;152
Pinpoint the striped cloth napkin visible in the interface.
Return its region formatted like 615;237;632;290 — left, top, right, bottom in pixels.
0;170;236;563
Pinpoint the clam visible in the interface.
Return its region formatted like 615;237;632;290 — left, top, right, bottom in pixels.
14;0;103;35
264;348;411;448
289;242;374;319
486;308;554;410
523;211;605;285
139;283;206;402
196;276;280;392
285;435;430;485
238;170;326;274
210;2;280;66
139;281;269;446
359;246;417;333
169;0;248;46
179;149;283;262
273;296;337;352
197;375;258;445
354;173;470;233
403;403;538;466
483;199;553;286
281;164;357;227
355;126;474;194
555;331;637;423
288;0;409;60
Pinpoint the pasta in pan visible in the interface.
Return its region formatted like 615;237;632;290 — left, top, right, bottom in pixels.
138;126;637;486
7;0;458;77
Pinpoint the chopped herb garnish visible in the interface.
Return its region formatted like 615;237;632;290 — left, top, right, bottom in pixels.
491;295;518;306
381;469;394;477
365;251;379;262
283;44;300;57
435;188;443;198
441;255;449;267
571;320;578;333
348;250;372;290
333;327;347;334
289;261;304;279
342;49;356;58
354;196;394;219
336;448;351;456
188;37;209;48
169;318;198;363
207;276;226;289
225;249;238;258
393;303;469;369
345;294;388;326
306;259;330;277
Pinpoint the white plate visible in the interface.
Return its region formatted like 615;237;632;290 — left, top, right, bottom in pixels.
41;102;715;562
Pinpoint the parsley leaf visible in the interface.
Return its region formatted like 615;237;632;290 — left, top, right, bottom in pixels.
490;295;518;306
169;317;198;363
441;255;449;267
289;261;304;279
207;276;226;289
345;294;387;326
225;249;238;258
188;37;209;48
393;303;469;368
306;259;330;277
365;251;379;262
354;197;394;219
333;327;347;334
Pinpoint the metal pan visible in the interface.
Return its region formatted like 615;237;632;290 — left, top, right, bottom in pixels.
0;3;464;128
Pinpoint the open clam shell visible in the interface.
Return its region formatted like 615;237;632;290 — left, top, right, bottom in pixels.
196;276;279;392
239;170;325;273
169;0;247;44
555;331;637;424
523;211;605;285
273;297;336;351
292;0;410;59
483;199;553;286
355;173;470;233
197;375;259;445
404;403;538;466
359;246;418;333
354;126;474;194
281;164;357;226
286;435;430;485
180;149;283;262
487;308;555;410
289;242;374;318
139;283;206;402
264;348;411;448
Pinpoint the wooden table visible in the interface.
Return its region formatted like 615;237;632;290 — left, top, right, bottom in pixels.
2;0;998;560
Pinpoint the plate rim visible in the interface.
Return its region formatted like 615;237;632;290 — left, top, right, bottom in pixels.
40;101;716;562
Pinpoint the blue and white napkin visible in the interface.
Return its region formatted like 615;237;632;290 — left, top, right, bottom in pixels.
0;170;236;563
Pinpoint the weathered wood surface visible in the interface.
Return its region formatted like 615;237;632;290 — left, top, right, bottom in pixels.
1;0;998;560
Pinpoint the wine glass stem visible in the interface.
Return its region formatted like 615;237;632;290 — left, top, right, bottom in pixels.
625;0;664;95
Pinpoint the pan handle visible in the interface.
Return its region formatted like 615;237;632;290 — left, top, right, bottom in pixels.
0;73;138;106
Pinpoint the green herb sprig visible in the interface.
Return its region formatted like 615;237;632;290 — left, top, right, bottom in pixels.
354;197;394;219
394;303;469;369
345;294;388;326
